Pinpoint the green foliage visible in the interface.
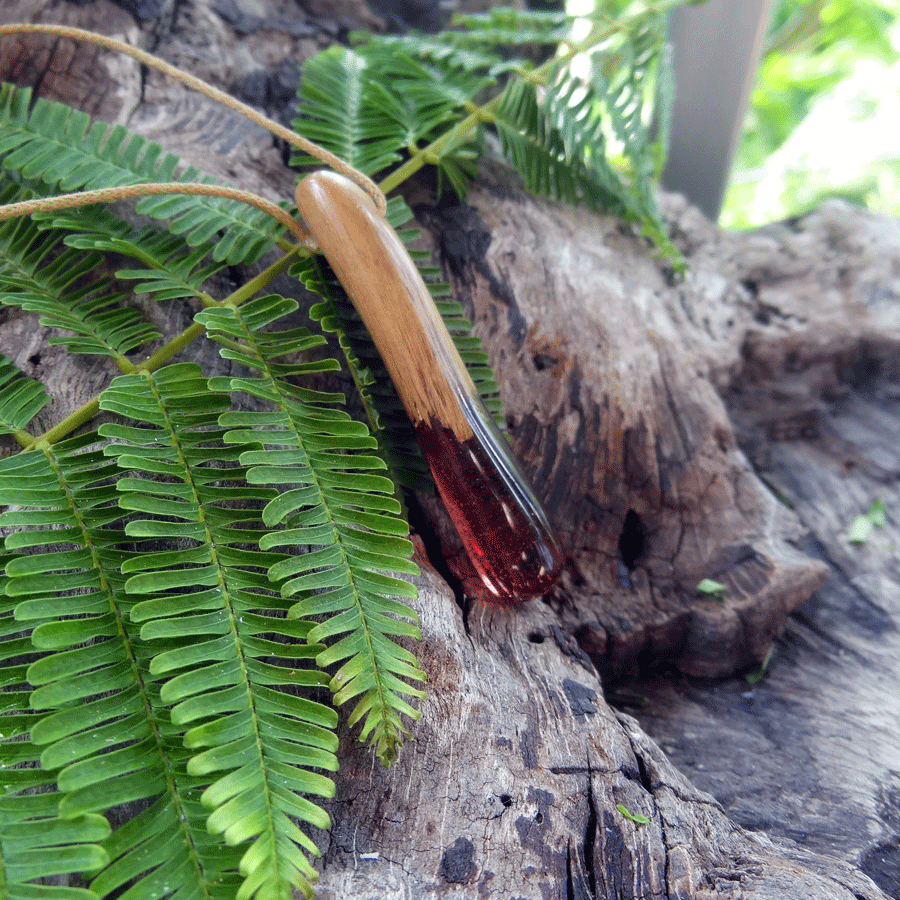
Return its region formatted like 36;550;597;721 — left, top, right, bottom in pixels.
495;11;671;242
38;202;226;303
745;644;775;684
293;4;676;258
615;803;650;826
1;545;112;900
196;296;426;763
0;4;682;895
696;578;725;599
723;0;900;227
847;498;887;544
0;84;284;264
0;417;339;899
0;352;49;435
0;81;433;898
0;197;162;361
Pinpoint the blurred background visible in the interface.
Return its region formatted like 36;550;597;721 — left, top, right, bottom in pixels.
720;0;900;229
569;0;900;228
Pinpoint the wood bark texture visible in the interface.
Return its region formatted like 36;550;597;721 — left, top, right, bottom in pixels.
0;1;897;898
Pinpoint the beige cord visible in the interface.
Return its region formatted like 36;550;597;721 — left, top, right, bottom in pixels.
0;22;387;218
0;182;317;248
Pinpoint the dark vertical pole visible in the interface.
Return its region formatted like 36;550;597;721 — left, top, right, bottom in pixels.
662;0;773;221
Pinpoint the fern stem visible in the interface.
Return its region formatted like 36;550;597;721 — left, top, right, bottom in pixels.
9;427;35;448
0;183;312;247
0;23;387;217
138;322;207;371
378;113;482;195
377;0;686;196
227;249;304;307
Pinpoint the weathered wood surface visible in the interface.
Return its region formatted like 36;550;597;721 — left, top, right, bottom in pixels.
624;196;900;898
1;1;898;898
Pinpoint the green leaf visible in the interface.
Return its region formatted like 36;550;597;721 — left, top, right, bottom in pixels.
293;46;404;175
95;363;340;900
696;578;726;598
0;796;110;896
295;32;483;195
198;296;427;765
0;184;161;360
0;511;112;900
848;498;887;543
746;644;775;684
866;498;887;528
451;7;575;47
0;82;284;264
0;353;49;435
495;70;637;220
847;513;874;544
40;202;226;302
616;803;650;826
0;436;240;895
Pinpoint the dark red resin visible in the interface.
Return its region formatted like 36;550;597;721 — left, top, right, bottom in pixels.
415;402;562;604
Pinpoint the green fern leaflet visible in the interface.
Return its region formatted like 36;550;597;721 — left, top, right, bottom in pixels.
197;295;427;765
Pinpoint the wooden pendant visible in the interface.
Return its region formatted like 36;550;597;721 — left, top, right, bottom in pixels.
295;171;563;604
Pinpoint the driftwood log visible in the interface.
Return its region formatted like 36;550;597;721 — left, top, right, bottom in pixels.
1;1;898;898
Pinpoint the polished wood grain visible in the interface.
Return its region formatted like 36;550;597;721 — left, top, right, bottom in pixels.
295;171;476;440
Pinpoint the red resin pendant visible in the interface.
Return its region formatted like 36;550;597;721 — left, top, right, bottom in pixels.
415;401;561;604
296;171;563;603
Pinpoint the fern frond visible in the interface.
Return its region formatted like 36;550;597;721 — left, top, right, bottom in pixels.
0;82;284;264
88;793;242;900
196;295;426;765
0;745;110;900
97;363;339;900
292;46;405;176
0;689;109;898
359;44;494;129
495;76;630;217
0;187;161;361
356;33;502;75
490;9;679;262
0;425;328;899
584;19;679;256
0;435;237;899
0;230;159;362
0;558;105;900
294;196;502;492
355;45;488;196
306;9;678;259
450;7;575;47
293;42;485;192
36;203;225;303
0;354;49;438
